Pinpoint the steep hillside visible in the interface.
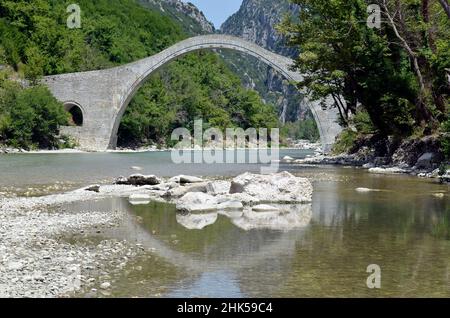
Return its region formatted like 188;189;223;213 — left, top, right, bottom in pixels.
0;0;278;149
221;0;309;124
138;0;214;35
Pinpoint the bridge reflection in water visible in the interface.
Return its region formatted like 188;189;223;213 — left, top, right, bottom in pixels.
61;171;450;297
65;197;312;297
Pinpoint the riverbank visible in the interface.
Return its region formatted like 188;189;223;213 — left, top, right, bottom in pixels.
279;134;449;183
0;171;313;297
0;184;156;297
1;165;448;297
1;139;322;155
282;153;450;183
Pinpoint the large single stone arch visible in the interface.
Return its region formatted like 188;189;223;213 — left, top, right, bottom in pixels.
43;35;341;152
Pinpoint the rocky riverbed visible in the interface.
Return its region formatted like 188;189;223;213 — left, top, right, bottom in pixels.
281;153;450;184
0;171;313;298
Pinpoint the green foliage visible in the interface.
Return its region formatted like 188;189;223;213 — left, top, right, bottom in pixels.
0;81;68;149
281;119;320;142
279;0;449;137
0;0;185;75
0;0;279;148
352;110;375;135
332;129;358;155
118;52;279;147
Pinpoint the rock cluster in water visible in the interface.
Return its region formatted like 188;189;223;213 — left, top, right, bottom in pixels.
0;171;313;298
119;171;314;232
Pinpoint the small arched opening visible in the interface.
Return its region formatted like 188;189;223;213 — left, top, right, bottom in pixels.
64;103;84;127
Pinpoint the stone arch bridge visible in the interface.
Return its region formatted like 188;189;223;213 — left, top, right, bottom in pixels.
42;35;341;152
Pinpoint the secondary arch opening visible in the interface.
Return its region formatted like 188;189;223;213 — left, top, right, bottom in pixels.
65;103;84;127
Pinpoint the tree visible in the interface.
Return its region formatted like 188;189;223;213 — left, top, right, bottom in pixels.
24;45;44;83
279;0;449;136
377;0;449;125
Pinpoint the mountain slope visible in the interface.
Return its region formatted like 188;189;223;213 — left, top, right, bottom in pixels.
0;0;278;149
138;0;214;35
221;0;309;124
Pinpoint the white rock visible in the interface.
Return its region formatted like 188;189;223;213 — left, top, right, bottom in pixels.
165;183;207;198
100;282;111;290
216;193;261;205
217;210;244;219
368;167;407;175
176;192;218;212
229;171;313;203
7;261;24;271
217;201;243;211
206;180;231;195
168;176;181;183
171;175;204;184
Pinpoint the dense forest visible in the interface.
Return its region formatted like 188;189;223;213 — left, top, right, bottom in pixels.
279;0;449;158
0;0;283;149
0;0;448;156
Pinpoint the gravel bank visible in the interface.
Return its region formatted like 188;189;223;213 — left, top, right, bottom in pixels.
0;185;155;298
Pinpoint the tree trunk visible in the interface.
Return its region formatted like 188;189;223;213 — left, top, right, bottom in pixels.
438;0;450;19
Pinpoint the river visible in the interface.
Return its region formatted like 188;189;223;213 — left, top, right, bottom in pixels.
1;150;449;297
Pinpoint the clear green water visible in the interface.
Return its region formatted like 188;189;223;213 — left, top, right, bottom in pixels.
0;149;309;196
2;151;449;297
68;168;449;298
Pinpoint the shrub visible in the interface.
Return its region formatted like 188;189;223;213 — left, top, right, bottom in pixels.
0;84;68;149
332;129;358;155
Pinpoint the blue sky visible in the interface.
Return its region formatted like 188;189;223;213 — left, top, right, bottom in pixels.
182;0;243;28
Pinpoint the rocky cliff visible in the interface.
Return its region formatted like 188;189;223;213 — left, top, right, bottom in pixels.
139;0;214;34
221;0;308;123
139;0;308;123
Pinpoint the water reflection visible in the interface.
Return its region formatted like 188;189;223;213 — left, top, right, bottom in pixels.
176;212;218;230
66;168;450;297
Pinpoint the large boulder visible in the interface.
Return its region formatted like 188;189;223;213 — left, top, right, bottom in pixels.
176;192;218;213
229;171;313;203
415;152;439;170
206;180;231;195
169;175;205;184
164;183;208;198
217;201;243;211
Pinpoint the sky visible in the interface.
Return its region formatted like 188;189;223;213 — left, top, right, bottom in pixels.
182;0;244;29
